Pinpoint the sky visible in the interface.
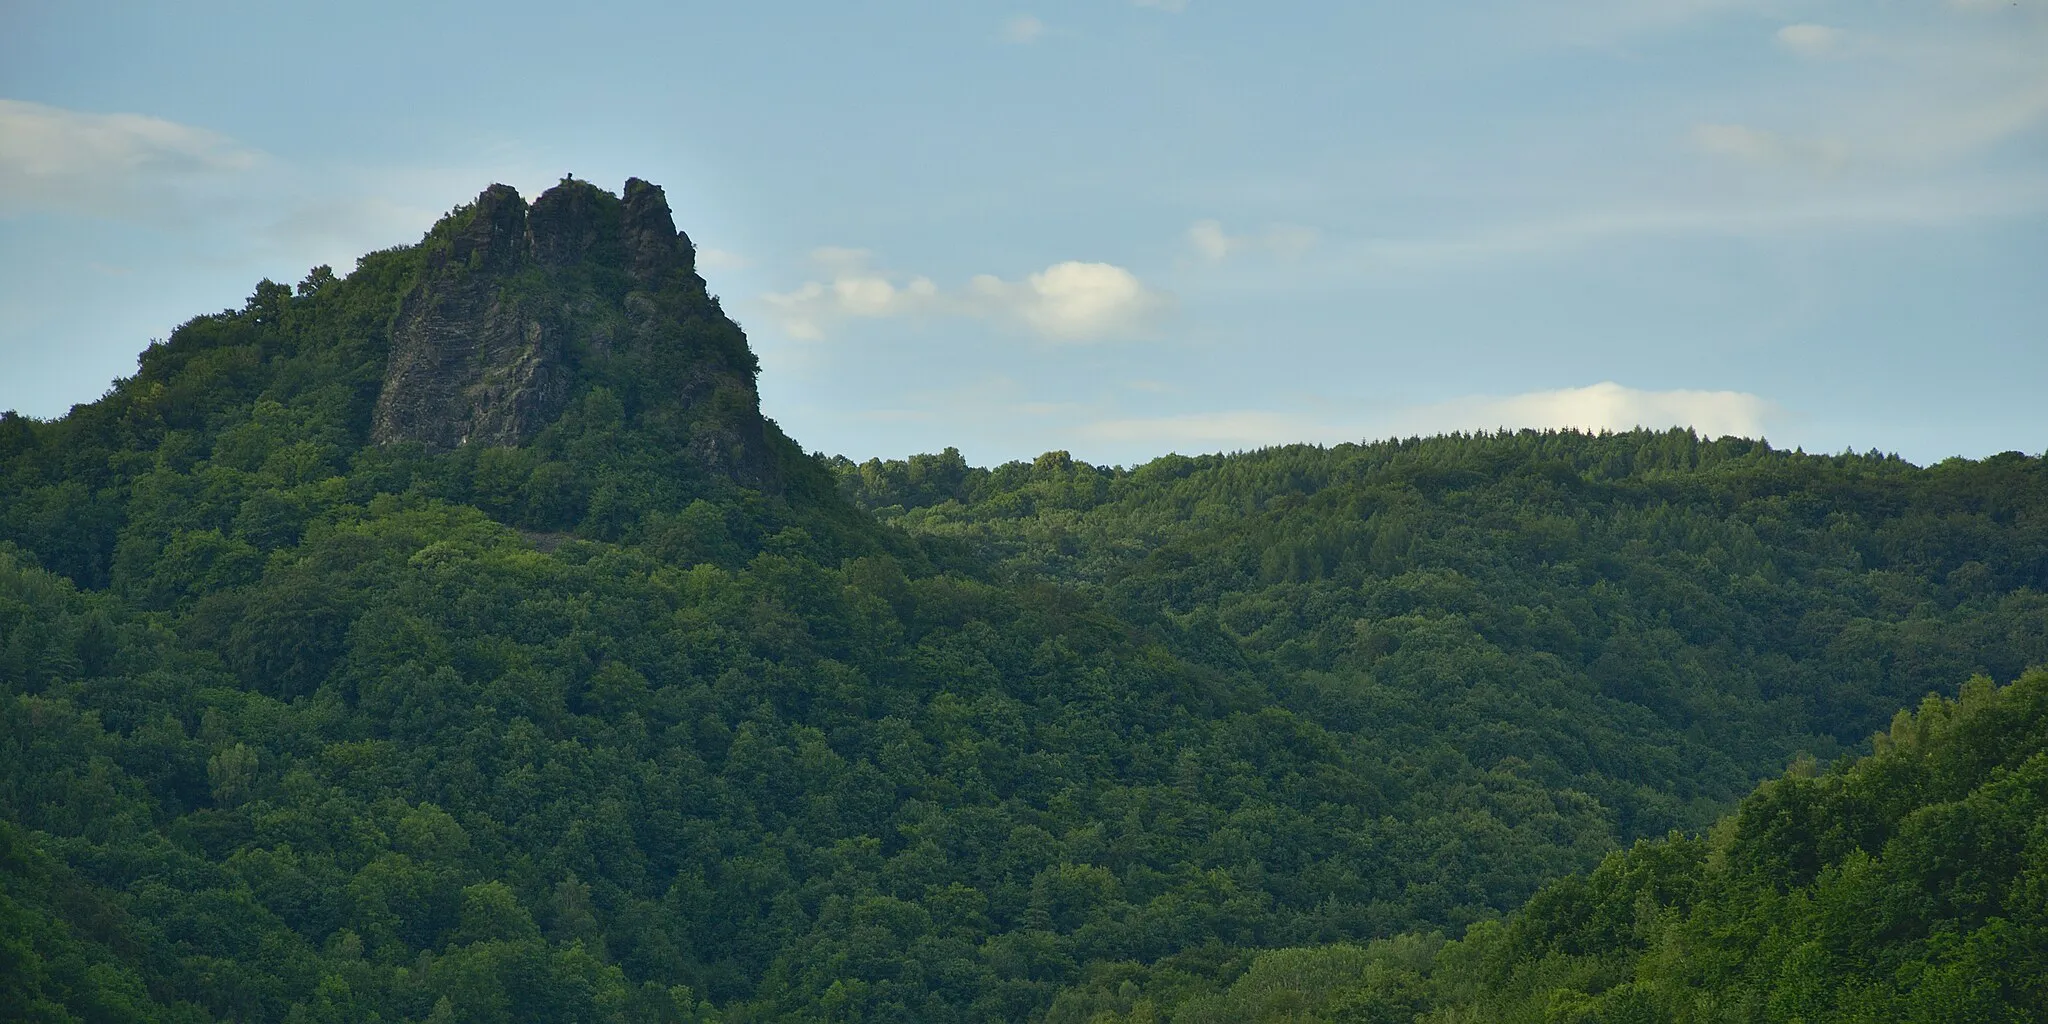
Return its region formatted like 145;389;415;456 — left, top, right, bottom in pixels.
2;0;2043;467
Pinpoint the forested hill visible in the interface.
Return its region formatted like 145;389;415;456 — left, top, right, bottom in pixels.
0;175;876;594
1;179;2045;1022
1049;667;2048;1023
838;439;2048;759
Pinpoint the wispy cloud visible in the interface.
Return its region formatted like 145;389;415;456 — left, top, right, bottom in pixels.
1692;123;1849;173
1185;219;1318;263
765;249;1168;342
1746;11;2048;169
1875;77;2048;166
1685;75;2048;179
258;194;440;273
0;98;572;278
1338;182;2046;273
1168;8;2047;285
0;99;264;217
1003;15;1045;43
1538;0;1772;46
1774;23;1845;57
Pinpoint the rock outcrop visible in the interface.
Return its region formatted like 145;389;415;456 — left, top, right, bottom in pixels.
371;184;563;450
370;177;779;487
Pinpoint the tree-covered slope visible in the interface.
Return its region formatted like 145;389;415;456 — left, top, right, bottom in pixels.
0;177;2043;1022
842;439;2048;815
1051;666;2048;1023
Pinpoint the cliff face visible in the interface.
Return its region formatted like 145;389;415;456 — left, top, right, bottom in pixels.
371;177;779;487
370;183;564;451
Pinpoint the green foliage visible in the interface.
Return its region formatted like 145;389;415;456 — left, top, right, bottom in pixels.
842;434;2048;772
1;192;2042;1021
1061;668;2048;1022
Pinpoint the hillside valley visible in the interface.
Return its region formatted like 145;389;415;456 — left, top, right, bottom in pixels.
1;178;2043;1023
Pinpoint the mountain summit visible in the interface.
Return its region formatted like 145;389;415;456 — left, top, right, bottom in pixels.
371;177;782;488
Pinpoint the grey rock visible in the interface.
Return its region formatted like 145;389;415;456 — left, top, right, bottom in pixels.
373;184;570;450
369;178;778;488
621;177;692;283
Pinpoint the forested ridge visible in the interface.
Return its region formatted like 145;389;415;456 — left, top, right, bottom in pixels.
2;179;2043;1022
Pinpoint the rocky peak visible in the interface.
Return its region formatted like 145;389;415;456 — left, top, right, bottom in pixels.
370;178;776;487
526;177;611;267
449;183;530;272
621;177;692;282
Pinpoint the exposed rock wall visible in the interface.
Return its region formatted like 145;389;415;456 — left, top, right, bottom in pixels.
369;178;773;484
371;185;565;449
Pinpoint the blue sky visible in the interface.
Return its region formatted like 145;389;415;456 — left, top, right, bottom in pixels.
2;0;2043;466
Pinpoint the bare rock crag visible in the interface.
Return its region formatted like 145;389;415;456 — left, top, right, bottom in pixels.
370;177;778;486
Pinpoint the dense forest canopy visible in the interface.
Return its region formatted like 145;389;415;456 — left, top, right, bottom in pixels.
2;178;2043;1022
1049;667;2048;1023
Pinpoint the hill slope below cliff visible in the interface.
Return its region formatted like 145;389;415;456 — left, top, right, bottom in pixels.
0;180;2043;1023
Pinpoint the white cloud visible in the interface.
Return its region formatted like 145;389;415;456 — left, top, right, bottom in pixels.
967;261;1164;340
1775;23;1844;57
1075;383;1776;453
765;251;1165;342
764;249;940;340
0;98;263;217
1186;219;1319;263
1407;382;1774;439
1004;15;1045;43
